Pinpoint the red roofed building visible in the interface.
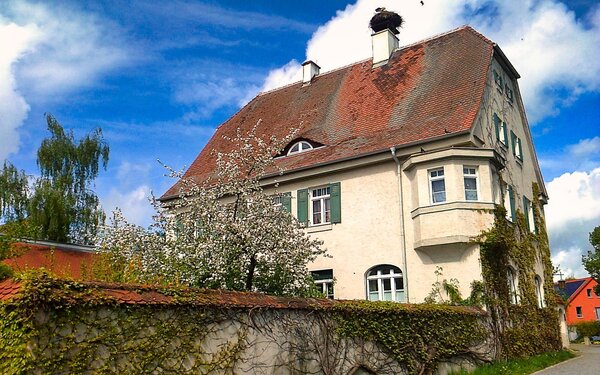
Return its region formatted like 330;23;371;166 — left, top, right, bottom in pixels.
2;240;95;280
161;13;550;303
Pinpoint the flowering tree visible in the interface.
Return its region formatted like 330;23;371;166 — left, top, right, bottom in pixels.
96;122;326;296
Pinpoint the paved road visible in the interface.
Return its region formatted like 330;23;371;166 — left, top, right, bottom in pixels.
534;344;600;375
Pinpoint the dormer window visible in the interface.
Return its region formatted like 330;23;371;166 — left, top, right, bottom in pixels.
287;141;313;155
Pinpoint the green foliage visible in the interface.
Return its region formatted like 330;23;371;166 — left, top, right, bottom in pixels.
572;321;600;338
333;301;488;374
0;263;13;280
0;161;29;222
424;267;484;307
450;350;575;375
583;226;600;294
476;183;561;359
0;114;109;245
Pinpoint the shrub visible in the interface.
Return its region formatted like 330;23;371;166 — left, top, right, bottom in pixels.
572;321;600;338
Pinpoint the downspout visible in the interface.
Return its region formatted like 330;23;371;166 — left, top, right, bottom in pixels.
390;147;409;302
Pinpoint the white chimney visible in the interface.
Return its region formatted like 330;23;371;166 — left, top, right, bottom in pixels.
372;29;398;67
302;60;320;84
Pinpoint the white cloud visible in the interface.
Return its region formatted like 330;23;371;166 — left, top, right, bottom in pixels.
102;185;155;227
0;21;39;160
545;167;600;278
262;60;302;92
260;0;600;124
566;136;600;158
552;246;587;279
0;1;131;160
540;136;600;184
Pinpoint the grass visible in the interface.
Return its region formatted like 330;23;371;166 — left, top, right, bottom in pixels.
451;350;576;375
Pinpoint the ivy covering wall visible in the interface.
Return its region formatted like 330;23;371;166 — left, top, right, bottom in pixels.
477;183;561;359
1;272;490;375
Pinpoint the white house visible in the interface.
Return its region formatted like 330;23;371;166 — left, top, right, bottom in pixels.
161;12;549;304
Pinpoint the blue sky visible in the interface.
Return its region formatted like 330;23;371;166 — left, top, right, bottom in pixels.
1;0;599;277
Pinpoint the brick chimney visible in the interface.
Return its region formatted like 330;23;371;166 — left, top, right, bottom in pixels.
369;8;403;67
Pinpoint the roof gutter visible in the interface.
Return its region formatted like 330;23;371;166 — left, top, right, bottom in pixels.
493;45;520;79
159;130;472;202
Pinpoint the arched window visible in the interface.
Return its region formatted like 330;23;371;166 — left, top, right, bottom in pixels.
535;275;544;308
507;267;519;304
366;265;404;302
287;141;313;155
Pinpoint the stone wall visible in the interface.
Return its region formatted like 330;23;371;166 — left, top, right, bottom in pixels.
0;276;493;374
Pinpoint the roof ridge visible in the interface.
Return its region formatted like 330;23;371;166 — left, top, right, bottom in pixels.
257;25;490;98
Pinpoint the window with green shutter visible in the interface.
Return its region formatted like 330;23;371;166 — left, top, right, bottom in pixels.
493;113;508;147
299;183;341;226
523;197;531;231
493;69;503;92
508;186;516;222
282;192;291;213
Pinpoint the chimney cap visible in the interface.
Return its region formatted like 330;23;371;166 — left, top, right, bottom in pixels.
302;60;321;69
370;9;404;34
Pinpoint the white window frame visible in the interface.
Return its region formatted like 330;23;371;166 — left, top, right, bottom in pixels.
535;276;544;308
463;166;479;201
310;186;331;225
429;168;446;204
508;267;519;304
576;306;583;318
366;265;404;302
287;141;313;156
315;279;334;299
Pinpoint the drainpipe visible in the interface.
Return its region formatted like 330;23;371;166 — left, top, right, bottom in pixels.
390;147;409;303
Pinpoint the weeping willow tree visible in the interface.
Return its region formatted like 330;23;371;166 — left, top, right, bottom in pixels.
0;114;109;245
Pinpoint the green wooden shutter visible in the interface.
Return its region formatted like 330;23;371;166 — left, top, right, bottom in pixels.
282;192;291;213
329;182;341;224
502;122;509;147
297;189;308;225
493;113;500;141
508;186;516;222
523;197;530;231
517;138;523;161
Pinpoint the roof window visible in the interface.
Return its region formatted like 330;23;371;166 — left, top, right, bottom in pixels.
287;141;313;155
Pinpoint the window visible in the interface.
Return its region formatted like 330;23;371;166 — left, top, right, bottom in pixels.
505;84;514;103
272;192;291;213
511;131;523;161
311;186;331;225
523;197;535;233
535;276;544;308
587;289;592;298
312;269;334;299
493;69;503;92
287;141;313;155
504;185;516;222
596;307;600;320
463;166;478;201
366;265;404;302
507;267;519;304
493;113;508;147
576;306;583;318
297;183;341;226
429;168;446;204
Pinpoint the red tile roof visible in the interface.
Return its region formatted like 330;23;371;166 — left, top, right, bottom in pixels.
162;26;494;199
2;242;95;279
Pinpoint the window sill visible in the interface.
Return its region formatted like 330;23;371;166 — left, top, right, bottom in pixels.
306;223;333;233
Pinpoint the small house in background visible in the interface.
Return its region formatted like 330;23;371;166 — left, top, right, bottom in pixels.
556;277;600;325
2;239;96;280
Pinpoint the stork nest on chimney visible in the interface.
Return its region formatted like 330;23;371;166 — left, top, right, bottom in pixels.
369;10;404;34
